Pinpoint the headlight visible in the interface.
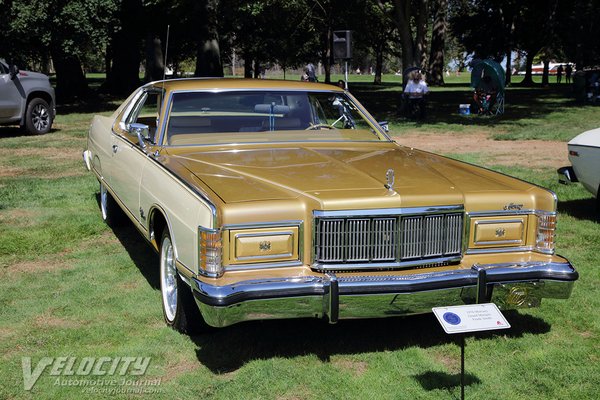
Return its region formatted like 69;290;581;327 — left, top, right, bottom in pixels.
227;226;299;265
535;213;556;254
199;227;223;277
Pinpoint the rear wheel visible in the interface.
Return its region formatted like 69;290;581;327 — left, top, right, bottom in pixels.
24;98;52;134
160;228;210;334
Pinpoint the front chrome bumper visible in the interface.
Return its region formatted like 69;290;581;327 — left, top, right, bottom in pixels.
191;261;577;328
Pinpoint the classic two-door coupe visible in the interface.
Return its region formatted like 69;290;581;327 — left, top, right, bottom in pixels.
84;79;577;333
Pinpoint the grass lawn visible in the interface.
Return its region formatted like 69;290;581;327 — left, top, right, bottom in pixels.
1;77;599;399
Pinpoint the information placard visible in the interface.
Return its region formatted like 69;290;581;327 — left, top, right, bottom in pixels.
432;303;511;334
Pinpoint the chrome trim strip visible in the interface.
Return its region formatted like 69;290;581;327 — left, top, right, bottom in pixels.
466;246;533;255
315;205;464;218
225;260;304;271
467;209;536;217
223;220;303;230
311;256;462;272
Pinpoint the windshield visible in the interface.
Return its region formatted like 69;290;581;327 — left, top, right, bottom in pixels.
164;90;385;146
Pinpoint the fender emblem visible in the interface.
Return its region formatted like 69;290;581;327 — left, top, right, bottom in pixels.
503;203;524;211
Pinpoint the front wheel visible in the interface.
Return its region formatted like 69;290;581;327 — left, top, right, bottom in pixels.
24;98;53;135
160;229;210;334
99;181;124;226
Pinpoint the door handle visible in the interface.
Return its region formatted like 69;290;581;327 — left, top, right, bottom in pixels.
112;144;118;154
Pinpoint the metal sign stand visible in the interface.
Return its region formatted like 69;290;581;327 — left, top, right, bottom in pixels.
460;334;465;400
344;61;349;90
432;303;511;399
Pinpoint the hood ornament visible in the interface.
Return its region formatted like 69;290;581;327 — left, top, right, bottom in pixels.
384;168;395;191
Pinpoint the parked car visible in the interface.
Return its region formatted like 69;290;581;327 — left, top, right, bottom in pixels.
83;79;578;333
558;127;600;212
0;59;55;134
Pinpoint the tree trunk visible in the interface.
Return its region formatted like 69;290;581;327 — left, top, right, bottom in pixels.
374;42;384;85
243;52;253;78
428;0;447;86
104;0;143;95
521;51;536;86
392;0;416;72
390;0;429;86
196;39;223;77
505;49;512;86
415;0;429;68
321;26;333;84
145;34;165;82
194;0;223;77
253;60;260;79
50;45;89;101
542;59;550;86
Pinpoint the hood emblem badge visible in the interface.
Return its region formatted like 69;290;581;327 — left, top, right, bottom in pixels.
384;168;395;191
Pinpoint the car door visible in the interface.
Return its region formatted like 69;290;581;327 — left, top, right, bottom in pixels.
0;62;24;120
109;89;162;226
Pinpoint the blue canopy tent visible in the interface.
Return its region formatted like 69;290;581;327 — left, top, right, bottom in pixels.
470;59;505;115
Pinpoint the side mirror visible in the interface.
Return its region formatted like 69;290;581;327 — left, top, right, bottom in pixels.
129;122;150;150
378;121;389;133
9;65;19;80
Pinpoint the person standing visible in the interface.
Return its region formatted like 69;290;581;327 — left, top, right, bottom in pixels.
306;63;317;82
557;64;564;84
566;64;573;84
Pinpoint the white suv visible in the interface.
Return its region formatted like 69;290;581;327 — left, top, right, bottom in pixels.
0;59;56;134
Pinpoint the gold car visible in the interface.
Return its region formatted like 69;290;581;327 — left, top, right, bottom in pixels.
83;79;577;333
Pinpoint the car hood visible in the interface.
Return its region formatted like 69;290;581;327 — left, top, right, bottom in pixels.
568;127;600;148
162;143;540;211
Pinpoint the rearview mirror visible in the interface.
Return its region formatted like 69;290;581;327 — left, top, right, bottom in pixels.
378;121;389;133
129;123;150;149
9;65;19;80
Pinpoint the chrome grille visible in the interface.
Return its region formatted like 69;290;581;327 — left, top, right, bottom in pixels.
314;211;463;267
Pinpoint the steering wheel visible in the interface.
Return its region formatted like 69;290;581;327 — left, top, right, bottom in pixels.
305;123;334;130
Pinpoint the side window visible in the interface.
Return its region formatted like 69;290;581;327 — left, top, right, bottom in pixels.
125;91;162;141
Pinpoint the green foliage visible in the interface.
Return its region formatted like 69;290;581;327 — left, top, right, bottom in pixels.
1;0;117;69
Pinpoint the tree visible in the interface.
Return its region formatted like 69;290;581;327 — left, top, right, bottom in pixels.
104;0;144;95
2;0;116;100
382;0;429;73
513;0;560;86
428;0;448;85
557;0;600;70
194;0;224;77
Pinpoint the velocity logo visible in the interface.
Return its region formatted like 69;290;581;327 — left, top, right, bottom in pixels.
22;356;151;390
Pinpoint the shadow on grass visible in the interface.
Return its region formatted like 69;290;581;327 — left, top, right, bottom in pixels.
191;309;550;374
558;198;599;223
95;194;161;290
414;371;481;392
350;83;580;128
